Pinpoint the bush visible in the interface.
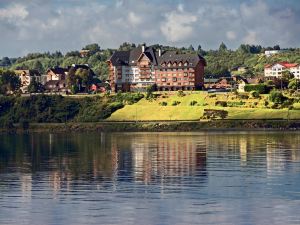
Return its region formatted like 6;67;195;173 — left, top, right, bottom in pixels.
177;90;185;97
269;90;286;104
215;101;227;107
244;84;269;94
159;101;167;106
171;101;181;106
201;109;228;120
238;93;249;99
190;100;197;106
227;101;245;107
250;91;260;98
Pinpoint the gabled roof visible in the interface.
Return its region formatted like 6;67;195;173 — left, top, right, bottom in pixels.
108;46;206;67
157;51;206;67
265;62;299;69
47;67;68;75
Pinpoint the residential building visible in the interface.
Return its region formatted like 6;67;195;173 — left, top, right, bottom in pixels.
14;69;41;93
264;50;287;57
107;45;206;92
264;62;300;79
46;67;68;81
44;64;95;93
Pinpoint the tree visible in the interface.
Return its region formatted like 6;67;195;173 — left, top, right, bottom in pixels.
219;42;227;52
82;43;101;55
282;70;294;81
269;90;286;104
288;78;299;90
188;44;195;51
0;69;21;94
32;60;44;72
27;77;44;93
0;57;11;67
75;68;93;92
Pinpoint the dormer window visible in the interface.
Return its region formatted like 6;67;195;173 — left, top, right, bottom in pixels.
173;62;177;67
168;62;171;67
184;61;188;66
161;62;166;67
178;62;182;66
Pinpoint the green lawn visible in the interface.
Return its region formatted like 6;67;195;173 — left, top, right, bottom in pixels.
107;91;300;121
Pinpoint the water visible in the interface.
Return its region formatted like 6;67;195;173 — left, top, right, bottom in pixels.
0;132;300;225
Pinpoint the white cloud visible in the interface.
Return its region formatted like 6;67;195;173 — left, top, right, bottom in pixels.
160;9;197;42
226;31;237;41
0;3;28;22
128;12;142;27
0;0;300;57
243;31;258;44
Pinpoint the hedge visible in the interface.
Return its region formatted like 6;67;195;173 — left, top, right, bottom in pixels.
244;84;269;94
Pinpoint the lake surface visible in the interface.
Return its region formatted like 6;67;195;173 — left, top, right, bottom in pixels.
1;132;300;225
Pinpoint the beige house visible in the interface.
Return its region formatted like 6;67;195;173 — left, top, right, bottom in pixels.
14;70;41;93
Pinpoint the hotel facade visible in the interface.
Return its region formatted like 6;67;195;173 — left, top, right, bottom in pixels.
107;45;206;92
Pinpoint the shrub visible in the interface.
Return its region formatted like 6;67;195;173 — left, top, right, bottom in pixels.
215;101;227;107
269;90;286;104
238;93;249;99
209;94;216;98
244;84;269;94
227;101;245;107
190;100;197;106
201;109;228;120
171;101;181;106
250;91;260;98
159;101;167;106
177;90;185;97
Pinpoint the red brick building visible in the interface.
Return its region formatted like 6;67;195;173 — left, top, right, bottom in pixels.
107;45;206;92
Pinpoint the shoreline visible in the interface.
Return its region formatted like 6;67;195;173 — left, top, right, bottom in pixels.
2;120;300;134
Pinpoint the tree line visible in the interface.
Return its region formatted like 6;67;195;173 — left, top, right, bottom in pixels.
1;42;300;80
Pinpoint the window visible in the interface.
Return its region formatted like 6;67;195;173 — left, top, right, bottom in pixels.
184;72;188;77
162;78;166;82
173;77;177;82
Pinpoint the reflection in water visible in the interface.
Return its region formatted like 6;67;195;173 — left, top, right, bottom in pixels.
0;132;300;225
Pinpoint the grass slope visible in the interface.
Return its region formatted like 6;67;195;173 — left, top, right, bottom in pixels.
108;91;300;121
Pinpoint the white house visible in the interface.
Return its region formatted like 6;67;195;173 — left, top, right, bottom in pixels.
264;62;300;79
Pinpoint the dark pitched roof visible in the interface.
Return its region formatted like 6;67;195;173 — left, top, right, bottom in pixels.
157;51;206;67
48;67;68;75
109;46;206;67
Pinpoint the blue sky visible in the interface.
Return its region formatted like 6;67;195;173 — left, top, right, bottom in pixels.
0;0;299;57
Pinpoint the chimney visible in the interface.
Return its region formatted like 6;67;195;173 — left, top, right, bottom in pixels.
158;49;161;57
142;44;145;53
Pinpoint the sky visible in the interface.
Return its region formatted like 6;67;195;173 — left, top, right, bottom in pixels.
0;0;300;57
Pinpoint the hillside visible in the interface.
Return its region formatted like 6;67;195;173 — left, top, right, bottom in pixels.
1;43;300;80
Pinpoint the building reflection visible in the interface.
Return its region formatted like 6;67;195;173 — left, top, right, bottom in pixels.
2;132;300;195
110;134;207;186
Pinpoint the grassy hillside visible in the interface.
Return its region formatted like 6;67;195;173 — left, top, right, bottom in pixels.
108;91;300;121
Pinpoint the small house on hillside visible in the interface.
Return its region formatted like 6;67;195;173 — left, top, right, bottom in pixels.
46;67;68;81
44;80;70;93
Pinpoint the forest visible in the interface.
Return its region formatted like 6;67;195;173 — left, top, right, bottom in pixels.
1;42;300;80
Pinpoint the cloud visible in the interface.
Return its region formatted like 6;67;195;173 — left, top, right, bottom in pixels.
226;31;237;41
0;3;28;22
0;0;300;57
160;7;197;42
